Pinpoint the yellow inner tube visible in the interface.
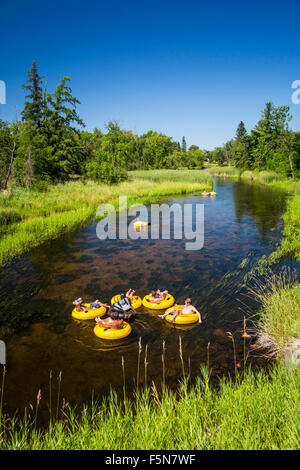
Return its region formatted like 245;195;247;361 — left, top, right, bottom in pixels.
142;293;175;310
201;191;210;196
210;191;216;196
72;303;106;320
133;221;148;228
164;305;199;324
111;294;142;310
93;321;132;340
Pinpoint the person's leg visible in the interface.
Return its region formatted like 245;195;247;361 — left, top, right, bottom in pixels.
159;308;175;318
170;310;180;322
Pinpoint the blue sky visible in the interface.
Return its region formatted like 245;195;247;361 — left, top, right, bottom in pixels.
0;0;299;149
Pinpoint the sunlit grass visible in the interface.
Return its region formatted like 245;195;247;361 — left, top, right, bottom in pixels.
0;363;299;450
130;169;212;184
252;276;300;358
206;166;241;177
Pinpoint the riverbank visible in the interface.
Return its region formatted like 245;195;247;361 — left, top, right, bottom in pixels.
0;170;212;268
0;362;298;450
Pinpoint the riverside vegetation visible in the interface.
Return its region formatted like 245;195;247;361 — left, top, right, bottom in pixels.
0;62;299;450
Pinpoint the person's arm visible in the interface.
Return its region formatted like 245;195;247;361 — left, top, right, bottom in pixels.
192;307;202;323
99;301;110;309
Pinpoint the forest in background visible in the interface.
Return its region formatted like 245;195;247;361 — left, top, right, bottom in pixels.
0;61;299;190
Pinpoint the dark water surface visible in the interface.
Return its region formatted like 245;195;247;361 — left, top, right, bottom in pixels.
0;178;296;416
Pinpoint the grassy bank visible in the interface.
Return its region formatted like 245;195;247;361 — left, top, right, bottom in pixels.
0;171;212;267
253;278;300;359
0;363;298;450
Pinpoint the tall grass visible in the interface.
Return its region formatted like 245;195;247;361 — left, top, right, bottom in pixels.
241;170;280;184
130;169;212;185
0;363;298;450
0;172;212;267
206;166;241;177
252;276;300;358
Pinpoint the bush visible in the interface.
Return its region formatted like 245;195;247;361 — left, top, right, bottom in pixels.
85;161;127;184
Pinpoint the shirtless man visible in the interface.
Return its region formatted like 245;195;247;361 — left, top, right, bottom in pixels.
159;298;202;323
95;311;123;330
148;289;168;303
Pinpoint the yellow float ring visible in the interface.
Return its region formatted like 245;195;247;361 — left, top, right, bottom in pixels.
133;221;148;229
164;305;199;324
111;294;142;310
142;293;175;310
72;303;107;320
210;191;216;196
201;191;210;196
93;321;132;340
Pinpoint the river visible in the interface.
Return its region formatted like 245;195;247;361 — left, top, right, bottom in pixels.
0;178;297;418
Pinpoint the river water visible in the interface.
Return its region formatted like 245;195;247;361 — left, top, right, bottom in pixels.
0;178;297;417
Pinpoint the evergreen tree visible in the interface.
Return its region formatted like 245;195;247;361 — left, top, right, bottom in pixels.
182;136;187;153
21;61;45;128
236;121;247;140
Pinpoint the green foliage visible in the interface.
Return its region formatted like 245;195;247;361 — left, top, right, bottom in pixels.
85;160;127;184
210;102;300;177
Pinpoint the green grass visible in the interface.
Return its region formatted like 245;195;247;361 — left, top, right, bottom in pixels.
241;170;281;184
253;278;300;358
0;363;299;450
130;169;212;184
206;166;241;177
0;171;212;267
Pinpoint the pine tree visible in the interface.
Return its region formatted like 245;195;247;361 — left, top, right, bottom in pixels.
21;61;45;128
236;121;247;140
182;136;187;153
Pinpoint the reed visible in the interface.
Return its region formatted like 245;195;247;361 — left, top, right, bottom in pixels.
162;340;166;390
206;166;241;177
56;371;62;421
0;362;298;450
179;336;185;378
144;344;148;386
136;337;142;389
0;366;5;432
226;332;237;375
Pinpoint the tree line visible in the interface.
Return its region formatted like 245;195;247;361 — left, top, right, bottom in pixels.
208;102;300;179
0;62;205;188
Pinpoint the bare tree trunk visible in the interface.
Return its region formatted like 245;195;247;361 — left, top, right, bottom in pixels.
283;130;295;180
3;127;19;190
